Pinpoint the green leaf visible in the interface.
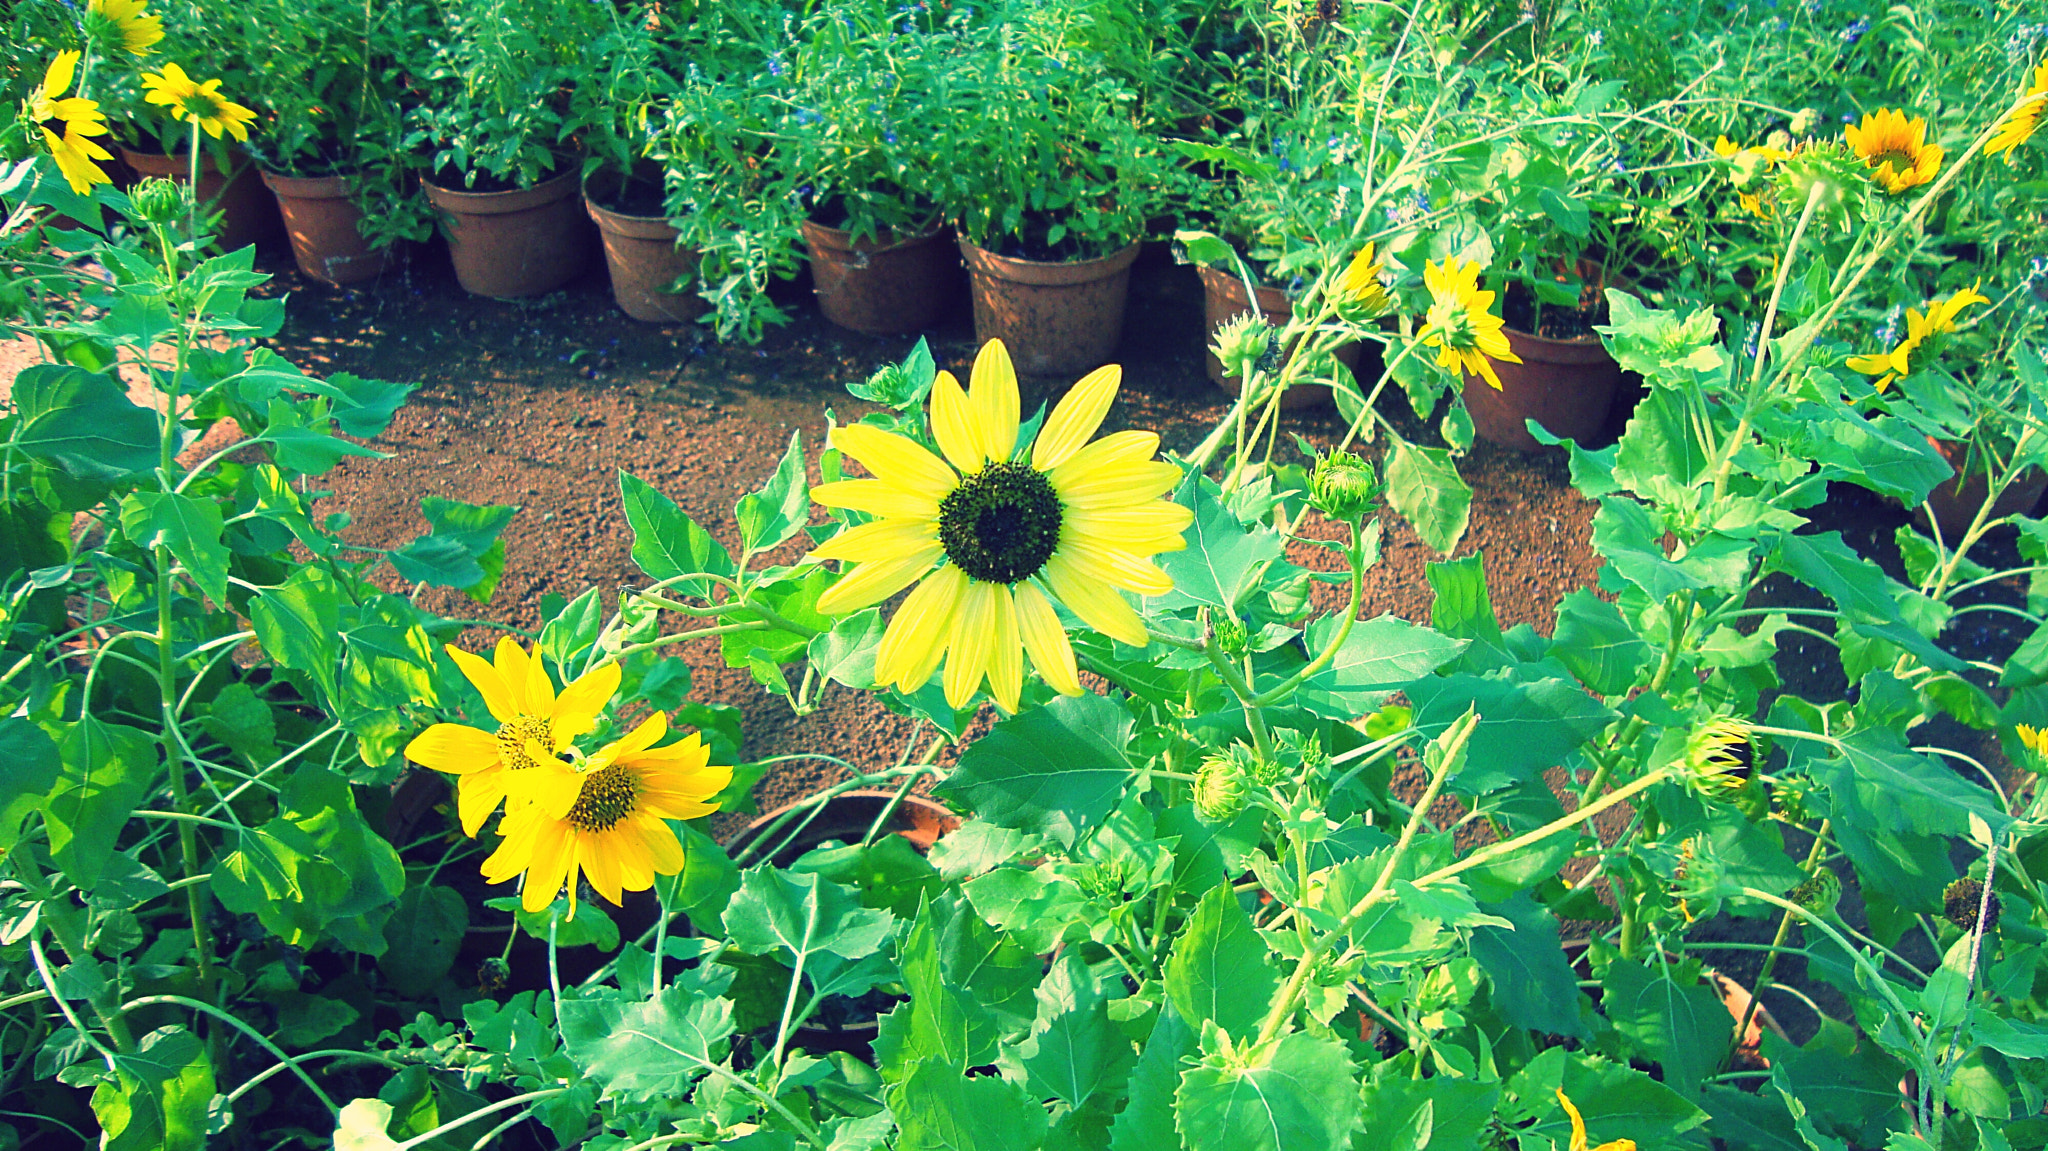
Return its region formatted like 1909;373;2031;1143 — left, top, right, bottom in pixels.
0;717;61;852
809;608;884;689
1154;473;1284;612
1164;883;1279;1042
333;1099;402;1151
1525;1058;1710;1151
1602;959;1725;1095
1700;1084;1807;1151
262;399;386;475
9;364;159;480
1290;615;1466;718
893;1059;1049;1151
1383;440;1470;554
46;718;154;892
1552;588;1652;696
1469;895;1586;1037
619;471;735;599
1536;186;1589;237
1426;553;1504;645
378;885;468;997
252;568;342;699
1764;532;1906;624
934;692;1134;848
202;682;278;764
737;431;811;553
1406;675;1618;793
211;768;406;951
655;823;740;936
1356;1067;1499;1151
388;497;519;594
299;372;417;439
539;589;605;672
1591;497;1701;601
1174;1028;1359;1151
723;865;895;968
119;491;231;602
91;1026;214;1151
1764;1032;1909;1148
1110;1007;1197;1151
1019;951;1130;1111
557;985;736;1102
872;898;999;1078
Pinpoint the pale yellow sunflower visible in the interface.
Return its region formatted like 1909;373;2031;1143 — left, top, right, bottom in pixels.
1844;109;1943;194
1557;1089;1636;1151
1924;283;1989;333
141;62;257;142
482;712;731;914
1986;62;2048;163
1333;242;1393;317
2017;723;2048;757
27;52;114;195
85;0;164;55
403;638;622;836
1421;256;1520;391
1714;135;1787;218
808;339;1191;712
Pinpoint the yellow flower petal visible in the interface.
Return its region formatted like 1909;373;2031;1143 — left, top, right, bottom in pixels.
458;769;511;838
1014;581;1081;695
810;478;942;519
832;423;958;498
44;51;79;99
1047;430;1165;490
447;643;517;724
815;543;944;614
1031;365;1121;471
1042;553;1147;646
929;369;985;473
968;339;1021;463
986;585;1024;712
1054;461;1185;509
552;660;622;749
1055;536;1176;595
809;517;941;563
875;565;966;693
405;723;500;775
943;578;998;709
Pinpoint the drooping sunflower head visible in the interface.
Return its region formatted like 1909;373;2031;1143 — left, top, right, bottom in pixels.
808;339;1191;712
1843;108;1943;194
25;52;114;195
1420;256;1520;390
84;0;165;56
1923;283;1988;334
1333;242;1392;318
141;62;258;142
1986;62;2048;163
1682;717;1753;797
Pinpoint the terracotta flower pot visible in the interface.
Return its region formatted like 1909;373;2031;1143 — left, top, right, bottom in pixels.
422;169;593;299
1197;265;1376;409
1914;437;2048;541
119;146;282;253
260;171;398;286
584;195;704;324
800;220;960;335
1460;325;1622;452
958;237;1141;377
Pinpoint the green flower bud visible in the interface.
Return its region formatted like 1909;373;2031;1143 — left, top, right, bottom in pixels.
1944;877;2001;933
129;177;188;227
1787;870;1840;917
1212;313;1275;382
1768;773;1813;824
1247;747;1284;787
1683;717;1753;799
1309;450;1378;522
1194;749;1250;821
1776;142;1862;229
1212;615;1250;658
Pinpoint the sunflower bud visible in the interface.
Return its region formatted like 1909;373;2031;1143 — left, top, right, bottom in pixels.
1309;450;1378;522
1776;142;1861;228
129;177;188;227
1769;773;1814;824
1212;615;1250;658
1247;746;1284;787
1194;749;1250;821
1212;313;1275;383
1683;717;1753;798
1332;243;1393;321
1787;870;1840;917
1944;877;2001;933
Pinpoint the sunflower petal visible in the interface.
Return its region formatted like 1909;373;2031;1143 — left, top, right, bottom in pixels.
1047;429;1162;485
1065;503;1194;553
458;769;511;838
1056;536;1176;595
815;543;943;614
1014;581;1081;695
929;369;984;473
1053;461;1185;509
551;659;621;749
405;723;500;775
582;834;625;906
969;340;1021;463
490;637;532;715
1043;553;1148;646
810;478;942;519
986;585;1024;712
943;579;997;709
447;644;518;723
810;517;941;563
832;423;959;498
875;565;965;693
1032;365;1121;471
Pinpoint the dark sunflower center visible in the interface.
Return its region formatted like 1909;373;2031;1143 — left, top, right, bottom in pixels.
937;461;1063;584
567;764;639;833
1869;149;1914;170
494;715;553;771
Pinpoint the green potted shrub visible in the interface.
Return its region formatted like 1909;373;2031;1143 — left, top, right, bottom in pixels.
405;0;606;298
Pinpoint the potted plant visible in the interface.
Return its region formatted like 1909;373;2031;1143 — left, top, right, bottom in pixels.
572;4;703;324
929;21;1186;376
404;0;605;298
780;0;965;336
237;0;424;284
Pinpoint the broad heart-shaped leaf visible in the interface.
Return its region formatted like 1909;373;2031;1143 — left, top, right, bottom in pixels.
90;1025;214;1151
892;1059;1050;1151
557;985;736;1102
261;399;386;475
1356;1065;1500;1151
296;371;417;439
46;717;154;892
1290;614;1466;719
377;885;468;998
619;471;735;599
737;431;811;553
388;496;518;594
1763;1031;1908;1148
1764;531;1906;624
933;691;1134;848
251;567;342;699
1152;471;1284;612
1700;1084;1807;1151
1174;1028;1359;1151
722;865;894;968
1383;439;1470;554
872;897;1000;1080
1017;951;1131;1111
1591;497;1701;601
211;767;405;952
1164;883;1278;1042
1552;588;1652;697
9;363;159;480
1602;958;1725;1096
1799;407;1951;505
1469;895;1587;1038
0;717;61;852
119;491;231;603
1426;552;1504;645
1406;674;1618;793
1825;727;2009;838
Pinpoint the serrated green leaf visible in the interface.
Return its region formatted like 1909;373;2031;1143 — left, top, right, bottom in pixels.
619;471;735;598
1383;439;1470;554
120;491;231;602
1174;1029;1358;1151
1165;883;1278;1042
737;431;810;553
933;692;1134;848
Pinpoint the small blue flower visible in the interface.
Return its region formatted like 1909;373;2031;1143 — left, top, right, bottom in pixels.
1840;17;1868;42
884;131;898;144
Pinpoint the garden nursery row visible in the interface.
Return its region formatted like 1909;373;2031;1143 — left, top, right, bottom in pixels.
5;0;2048;1148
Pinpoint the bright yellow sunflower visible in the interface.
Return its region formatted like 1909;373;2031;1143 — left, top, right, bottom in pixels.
1421;256;1521;391
27;52;115;195
141;62;257;142
403;638;622;836
1844;309;1931;392
1557;1089;1636;1151
1333;242;1393;317
1844;109;1943;194
1924;283;1989;333
2017;724;2048;757
482;712;731;914
85;0;164;55
1986;62;2048;163
808;339;1191;712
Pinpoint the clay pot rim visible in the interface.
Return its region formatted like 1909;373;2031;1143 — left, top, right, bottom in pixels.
422;168;581;215
117;144;248;178
724;788;960;861
1500;324;1620;366
583;194;680;240
801;217;948;256
260;169;356;198
957;237;1141;286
